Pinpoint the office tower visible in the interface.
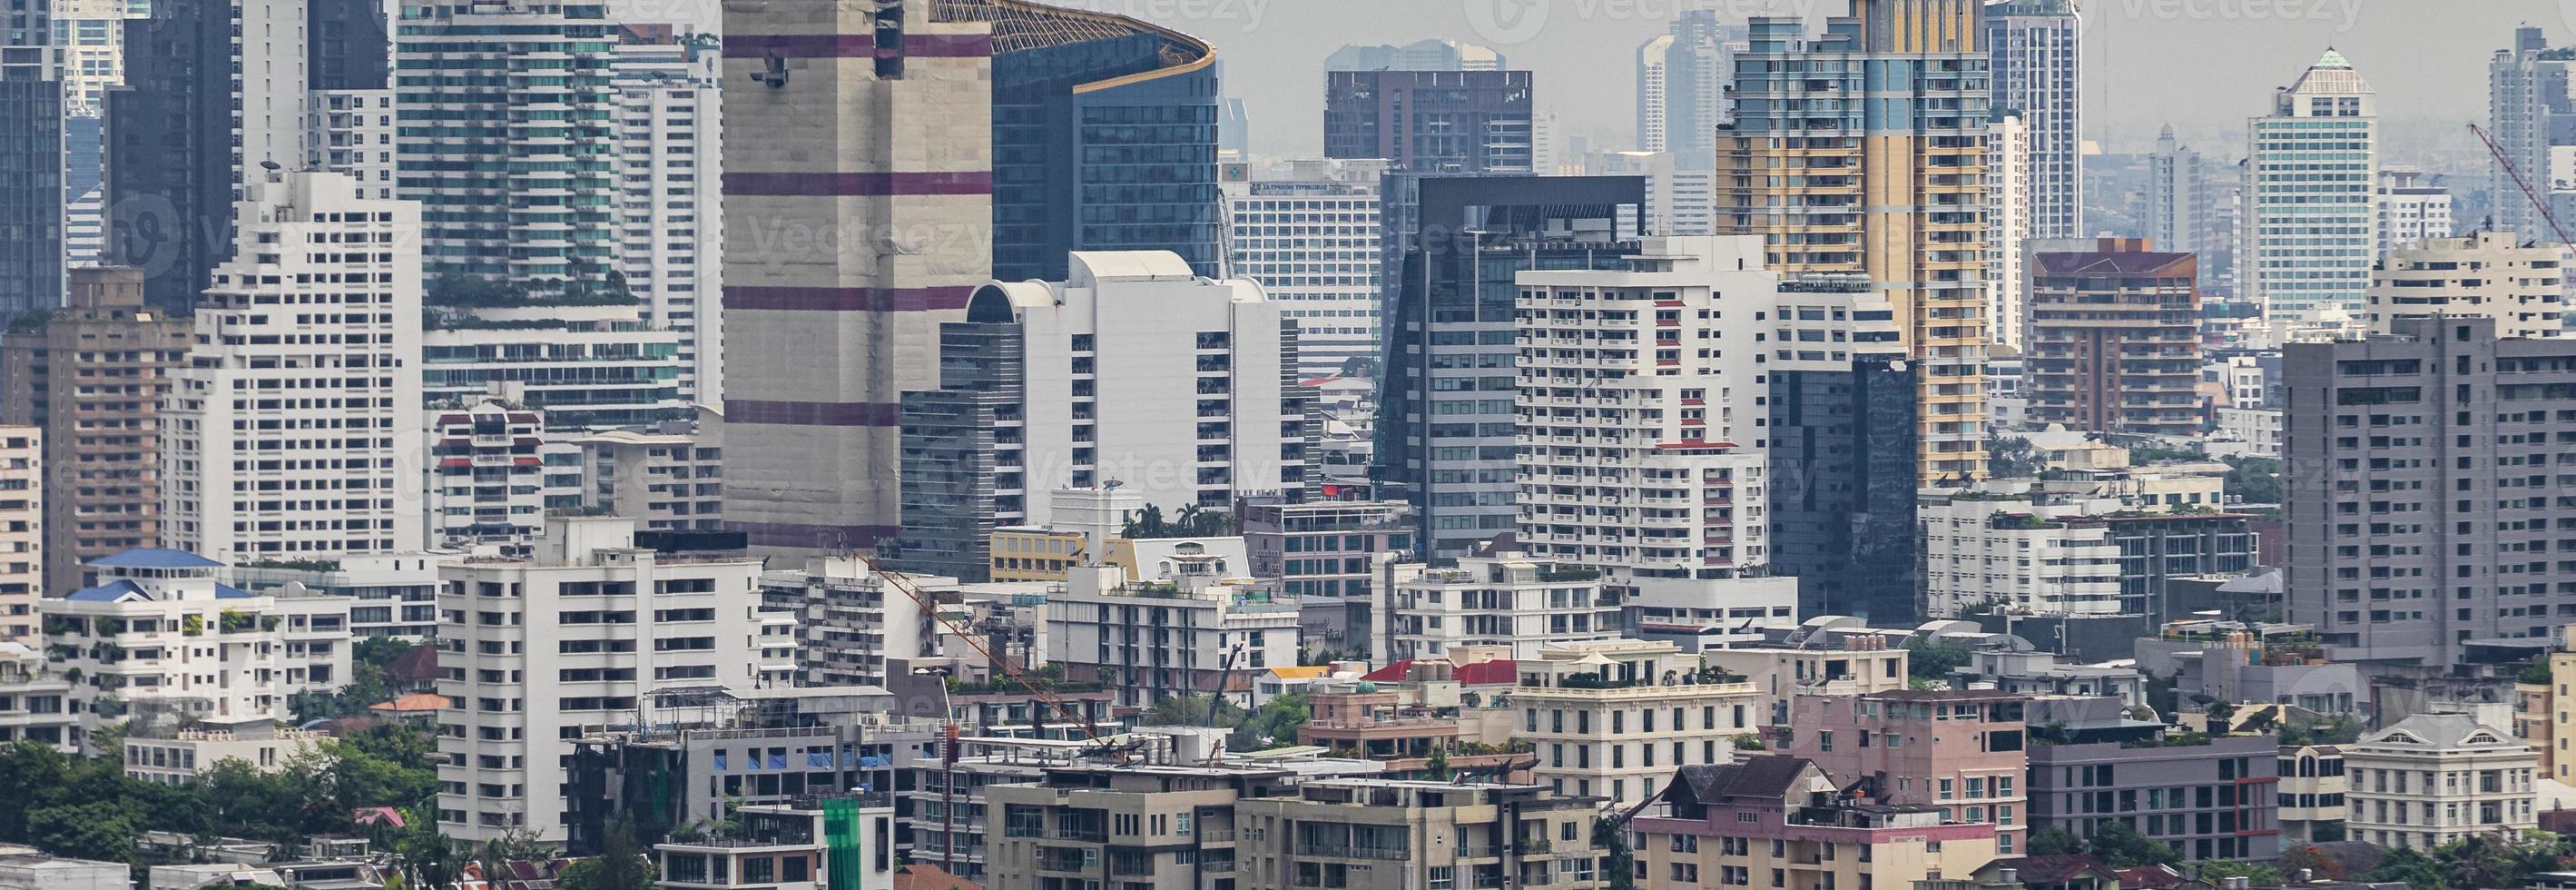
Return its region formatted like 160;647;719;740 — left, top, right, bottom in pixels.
0;266;188;593
1514;236;1796;621
1986;110;2030;351
0;0;61;316
0;428;32;638
2490;25;2572;246
1721;0;1991;483
105;0;231;312
880;252;1305;580
2247;50;2377;324
1222;157;1386;379
435;515;772;842
308;0;386;92
1635;11;1735;165
159;170;423;563
1984;0;2081;240
1765;275;1916;620
1323;39;1502;72
1324;68;1535;305
2285;315;2576;671
983;6;1220;282
2377;167;2453;254
2367;232;2564;339
1587;150;1716;236
393;0;614;286
2025;238;2204;438
1377;175;1643;561
611;28;723;405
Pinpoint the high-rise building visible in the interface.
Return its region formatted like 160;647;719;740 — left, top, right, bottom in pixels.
1720;0;1991;482
2146;124;2240;300
1765;276;1916;620
2376;167;2453;255
52;0;139;116
2247;49;2378;324
1635;11;1736;166
1323;68;1535;306
609;29;723;405
1986;110;2030;352
1372;552;1622;662
1323;39;1503;72
1984;0;2081;241
2366;232;2564;339
1223;157;1386;379
2285;315;2576;671
576;418;727;537
2489;25;2571;246
159;170;424;563
1375;175;1643;561
434;515;772;842
393;0;615;286
304;89;395;201
423;400;554;555
0;0;62;316
0;428;34;639
308;0;387;93
1047;556;1302;710
2025;238;2204;437
420;303;685;432
1586;150;1716;237
0;266;189;593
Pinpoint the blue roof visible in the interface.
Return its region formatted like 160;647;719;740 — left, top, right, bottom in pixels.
86;549;223;569
214;584;255;599
64;579;148;602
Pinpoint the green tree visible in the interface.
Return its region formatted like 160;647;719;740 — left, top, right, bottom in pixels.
2363;847;2444;890
2026;826;2083;856
2197;861;2281;885
1424;747;1451;782
1595;817;1634;890
1990;436;2042;478
2279;715;2364;747
1904;639;1972;681
2087;821;2179;867
558;819;657;890
2222;455;2283;505
1140;694;1242;728
1232;692;1310;752
28;799;140;862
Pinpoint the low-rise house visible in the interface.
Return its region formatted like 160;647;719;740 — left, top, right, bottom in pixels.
2340;713;2538;850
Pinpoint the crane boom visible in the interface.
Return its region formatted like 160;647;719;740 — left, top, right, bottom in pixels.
856;554;1116;748
2471;123;2574;246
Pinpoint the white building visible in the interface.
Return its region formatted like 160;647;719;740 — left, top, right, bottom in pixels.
1045;549;1301;711
434;515;772;842
2377;167;2453;255
1586;151;1715;237
0;429;34;640
2247;50;2379;323
305;89;396;201
1514;236;1785;619
2215;408;2283;458
1920;496;2122;618
610;33;723;406
1513;638;1761;806
1987;110;2031;352
575;414;725;535
227;552;447;639
420;303;686;433
2365;231;2565;339
1223;159;1384;380
0;641;77;750
759;555;941;688
2342;713;2539;850
159;170;424;563
971;252;1303;529
40;549;353;743
425;400;556;554
124;727;328;785
1372;552;1620;662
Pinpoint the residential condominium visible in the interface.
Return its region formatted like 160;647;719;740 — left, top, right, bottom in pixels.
1785;689;2031;855
576;416;726;536
2276;743;2348;844
2365;231;2565;339
2024;704;2281;862
424;400;556;555
1983;0;2082;241
1629;756;2001;890
0;429;34;638
2283;315;2576;669
433;515;778;842
1239;495;1412;654
1635;11;1738;164
158;170;425;563
1372;551;1623;662
2026;238;2204;438
1514;638;1762;806
419;302;687;433
0;267;191;592
609;28;724;405
1044;553;1300;711
1765;274;1918;620
1221;158;1386;380
1985;110;2030;352
1719;0;1992;482
2377;168;2452;255
0;639;77;749
2246;50;2378;326
2341;713;2538;850
2489;25;2575;246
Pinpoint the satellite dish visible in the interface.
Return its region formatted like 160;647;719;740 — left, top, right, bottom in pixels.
261;161;282;171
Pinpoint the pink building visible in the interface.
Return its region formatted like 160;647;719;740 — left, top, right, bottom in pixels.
1783;689;2032;855
1629;756;2001;890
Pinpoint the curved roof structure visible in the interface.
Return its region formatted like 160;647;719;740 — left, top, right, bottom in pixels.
933;0;1212;75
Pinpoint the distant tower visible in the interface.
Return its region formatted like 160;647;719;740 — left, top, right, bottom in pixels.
2246;49;2378;323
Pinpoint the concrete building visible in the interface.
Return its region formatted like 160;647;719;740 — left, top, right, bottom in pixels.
1222;158;1386;379
0;430;30;638
758;555;941;690
2147;126;2223;295
1239;496;1411;656
1766;275;1919;620
1948;640;2144;704
2365;231;2564;339
562;687;906;852
304;89;395;201
1515;638;1761;806
1985;0;2081;242
1325;39;1505;72
1046;552;1299;711
0;266;191;593
158;170;424;563
2133;621;2364;717
0;0;61;319
2341;713;2539;850
419;303;686;433
226;553;445;640
0;641;75;749
2376;168;2452;255
2217;408;2283;457
1921;497;2122;618
1587;151;1716;236
576;420;726;536
1785;689;2031;855
2276;743;2348;844
1630;756;2001;890
2246;50;2378;323
433;516;772;841
1323;68;1534;299
1515;236;1781;618
2491;26;2576;247
1987;110;2030;352
424;400;552;555
2284;316;2576;669
0;849;127;890
652;801;895;890
123;727;328;785
1372;553;1622;662
1721;0;1991;481
1699;632;1910;726
609;30;723;405
2026;239;2204;438
2028;717;2281;862
1636;11;1736;164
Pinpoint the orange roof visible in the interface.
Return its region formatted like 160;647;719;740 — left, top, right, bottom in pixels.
370;693;447;714
894;865;984;890
1266;666;1332;680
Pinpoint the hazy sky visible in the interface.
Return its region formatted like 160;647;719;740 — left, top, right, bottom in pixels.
624;0;2558;158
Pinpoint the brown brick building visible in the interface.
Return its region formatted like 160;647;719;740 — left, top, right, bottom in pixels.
2028;238;2204;437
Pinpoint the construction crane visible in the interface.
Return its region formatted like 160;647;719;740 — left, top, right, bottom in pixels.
2470;123;2574;247
860;553;1116;748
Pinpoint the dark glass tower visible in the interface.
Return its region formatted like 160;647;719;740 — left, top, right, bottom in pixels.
880;295;1028;583
104;0;231;313
0;0;60;315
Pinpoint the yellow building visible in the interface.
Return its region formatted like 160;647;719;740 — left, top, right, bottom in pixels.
2543;623;2576;780
1633;756;2001;890
987;527;1086;582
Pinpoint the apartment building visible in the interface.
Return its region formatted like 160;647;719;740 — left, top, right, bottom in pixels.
0;640;76;749
758;555;942;690
1240;496;1412;654
1986;111;2030;351
226;553;445;639
2341;713;2538;850
0;430;30;638
124;727;328;785
1514;638;1762;806
1046;553;1301;711
419;303;686;433
577;417;725;536
1699;633;1910;726
425;400;554;555
2365;232;2564;339
1372;553;1621;662
1785;690;2031;855
1920;496;2121;618
2246;50;2378;324
2276;744;2348;844
1222;158;1386;379
433;516;774;842
1985;0;2082;242
609;29;723;404
2026;239;2203;438
2376;167;2452;256
2026;718;2280;861
1630;756;2001;890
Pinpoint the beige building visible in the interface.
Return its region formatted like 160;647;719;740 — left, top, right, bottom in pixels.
0;429;33;639
1632;756;2001;890
1513;638;1762;806
987;527;1086;582
986;766;1604;890
1700;635;1910;726
2366;232;2564;339
0;266;190;593
2546;623;2576;780
123;727;328;786
575;410;723;535
2342;713;2538;850
2276;744;2347;844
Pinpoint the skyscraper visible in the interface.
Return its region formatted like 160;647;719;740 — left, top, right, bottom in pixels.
2488;25;2569;246
1765;275;1916;620
1635;11;1735;166
1323;39;1502;72
1719;0;1991;483
1323;67;1535;338
2247;49;2378;326
1986;110;2030;352
1984;0;2081;240
2376;167;2452;255
0;0;62;316
1223;157;1386;379
609;27;724;405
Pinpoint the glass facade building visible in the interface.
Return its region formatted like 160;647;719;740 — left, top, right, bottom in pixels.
988;25;1220;282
